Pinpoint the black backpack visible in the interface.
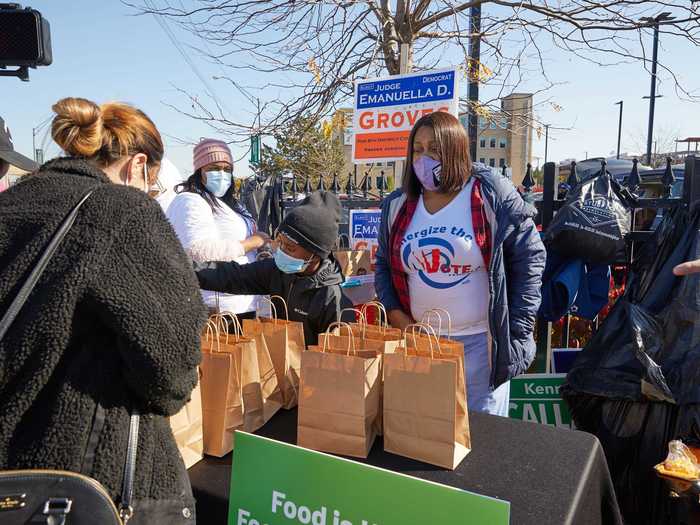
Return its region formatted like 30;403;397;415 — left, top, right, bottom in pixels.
545;172;634;264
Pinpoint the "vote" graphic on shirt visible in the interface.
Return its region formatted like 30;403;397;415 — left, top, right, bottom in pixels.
401;226;481;289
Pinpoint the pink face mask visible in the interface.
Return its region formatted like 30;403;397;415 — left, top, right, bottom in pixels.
412;156;442;192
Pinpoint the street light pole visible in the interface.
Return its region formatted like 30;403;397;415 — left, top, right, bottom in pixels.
614;101;623;159
468;4;482;162
641;12;675;166
393;43;411;187
645;23;660;166
544;124;550;164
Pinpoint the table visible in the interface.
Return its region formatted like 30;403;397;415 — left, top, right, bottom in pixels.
656;474;700;524
189;410;622;525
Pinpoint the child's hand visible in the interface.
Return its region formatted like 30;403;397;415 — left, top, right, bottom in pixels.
242;233;271;253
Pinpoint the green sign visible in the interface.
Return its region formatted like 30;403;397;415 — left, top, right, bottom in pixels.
250;135;261;165
229;432;509;525
509;373;573;429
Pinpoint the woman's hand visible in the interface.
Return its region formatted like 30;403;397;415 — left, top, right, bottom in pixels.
241;232;271;253
387;309;413;331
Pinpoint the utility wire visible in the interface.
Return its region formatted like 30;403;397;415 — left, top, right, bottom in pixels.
144;0;231;115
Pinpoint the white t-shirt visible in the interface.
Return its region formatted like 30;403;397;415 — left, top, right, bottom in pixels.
166;193;257;314
400;179;489;336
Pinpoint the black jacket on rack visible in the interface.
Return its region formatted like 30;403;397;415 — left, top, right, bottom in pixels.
0;158;207;524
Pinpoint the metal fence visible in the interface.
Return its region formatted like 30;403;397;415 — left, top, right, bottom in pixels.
276;171;387;240
274;164;521;239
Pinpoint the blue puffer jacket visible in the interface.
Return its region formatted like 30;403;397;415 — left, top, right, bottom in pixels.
375;164;546;388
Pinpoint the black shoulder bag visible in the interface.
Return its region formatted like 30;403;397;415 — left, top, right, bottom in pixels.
0;191;140;525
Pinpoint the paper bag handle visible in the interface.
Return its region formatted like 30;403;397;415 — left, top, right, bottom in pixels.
268;295;290;321
334;233;350;250
208;314;230;345
340;308;366;325
361;301;389;332
404;323;440;359
206;316;242;379
258;296;279;324
324;321;356;356
421;308;453;339
339;308;366;338
203;320;222;353
212;311;243;342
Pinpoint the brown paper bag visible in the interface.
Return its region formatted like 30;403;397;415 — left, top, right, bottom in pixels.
384;324;470;469
242;296;304;409
215;313;283;427
298;323;382;458
362;302;403;340
411;308;465;356
200;317;282;457
319;331;400;356
340;304;403;342
333;234;372;277
169;379;204;469
334;249;371;277
320;329;399;437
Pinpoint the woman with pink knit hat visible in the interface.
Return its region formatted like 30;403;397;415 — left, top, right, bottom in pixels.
167;138;269;317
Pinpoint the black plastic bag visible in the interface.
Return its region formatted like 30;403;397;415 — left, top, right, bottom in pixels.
545;173;633;264
565;208;700;404
257;176;283;236
240;177;267;223
562;206;700;524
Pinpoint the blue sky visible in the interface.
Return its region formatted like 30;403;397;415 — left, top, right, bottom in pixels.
2;1;698;178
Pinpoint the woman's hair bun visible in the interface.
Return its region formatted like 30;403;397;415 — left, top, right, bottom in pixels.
51;97;104;157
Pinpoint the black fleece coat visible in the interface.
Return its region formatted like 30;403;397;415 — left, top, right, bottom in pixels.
194;258;353;345
0;158;207;524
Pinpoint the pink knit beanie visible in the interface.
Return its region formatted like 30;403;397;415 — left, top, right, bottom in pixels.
193;138;233;172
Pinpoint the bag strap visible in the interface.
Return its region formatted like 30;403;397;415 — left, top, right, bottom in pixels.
0;189;141;524
0;190;93;341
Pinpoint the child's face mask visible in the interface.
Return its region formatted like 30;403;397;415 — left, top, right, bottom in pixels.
274;247;312;274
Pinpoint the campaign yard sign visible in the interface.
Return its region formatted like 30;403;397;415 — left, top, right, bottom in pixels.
349;209;381;270
509;374;574;430
352;68;458;163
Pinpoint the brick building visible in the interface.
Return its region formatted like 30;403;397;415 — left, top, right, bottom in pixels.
459;93;534;186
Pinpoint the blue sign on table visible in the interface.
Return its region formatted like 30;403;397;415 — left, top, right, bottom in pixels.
350;210;381;240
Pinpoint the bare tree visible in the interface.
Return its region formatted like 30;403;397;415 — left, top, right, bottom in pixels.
127;0;700;144
628;125;682;166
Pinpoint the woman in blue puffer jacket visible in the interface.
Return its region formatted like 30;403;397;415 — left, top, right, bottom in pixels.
375;112;546;416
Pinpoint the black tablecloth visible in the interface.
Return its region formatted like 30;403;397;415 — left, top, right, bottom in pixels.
188;410;622;525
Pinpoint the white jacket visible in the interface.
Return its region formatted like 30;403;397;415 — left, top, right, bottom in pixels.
166;192;257;314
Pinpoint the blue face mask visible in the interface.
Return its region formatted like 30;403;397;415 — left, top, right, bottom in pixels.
274;248;311;274
204;170;232;197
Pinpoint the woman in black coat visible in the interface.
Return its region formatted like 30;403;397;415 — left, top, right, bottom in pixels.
0;98;207;524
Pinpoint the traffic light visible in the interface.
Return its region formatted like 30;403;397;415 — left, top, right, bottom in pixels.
0;3;52;80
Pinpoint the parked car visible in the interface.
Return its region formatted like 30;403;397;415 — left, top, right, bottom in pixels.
621;165;684;197
559;157;652;183
622;165;685;230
